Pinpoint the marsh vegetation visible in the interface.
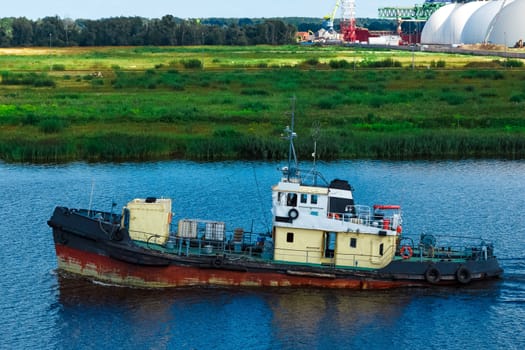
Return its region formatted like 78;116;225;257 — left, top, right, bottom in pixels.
0;45;524;162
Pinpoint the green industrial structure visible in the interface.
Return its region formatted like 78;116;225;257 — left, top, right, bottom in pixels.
378;1;449;21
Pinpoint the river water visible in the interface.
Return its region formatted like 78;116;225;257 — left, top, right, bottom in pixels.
1;160;524;349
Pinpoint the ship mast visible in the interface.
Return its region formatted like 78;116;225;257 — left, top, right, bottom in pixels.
284;96;299;182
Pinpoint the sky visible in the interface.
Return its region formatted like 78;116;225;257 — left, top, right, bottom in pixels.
0;1;423;20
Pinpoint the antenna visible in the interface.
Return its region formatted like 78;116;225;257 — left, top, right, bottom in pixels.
311;120;320;185
88;179;95;216
311;120;320;166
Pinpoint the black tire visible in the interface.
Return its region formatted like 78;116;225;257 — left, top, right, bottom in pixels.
288;208;299;220
112;228;124;241
425;266;441;284
214;257;222;267
456;266;472;284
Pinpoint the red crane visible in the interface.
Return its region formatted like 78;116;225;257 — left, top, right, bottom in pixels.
340;0;357;42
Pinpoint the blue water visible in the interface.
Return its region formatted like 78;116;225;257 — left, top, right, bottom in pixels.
1;160;524;349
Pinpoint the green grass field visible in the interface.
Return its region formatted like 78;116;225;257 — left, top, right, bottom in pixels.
0;45;524;162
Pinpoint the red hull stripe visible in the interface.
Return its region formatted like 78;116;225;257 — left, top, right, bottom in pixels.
55;244;418;289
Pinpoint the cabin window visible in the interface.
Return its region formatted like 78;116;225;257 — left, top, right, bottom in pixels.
379;243;384;256
286;232;294;243
287;193;297;207
311;195;318;205
300;194;308;204
350;238;357;248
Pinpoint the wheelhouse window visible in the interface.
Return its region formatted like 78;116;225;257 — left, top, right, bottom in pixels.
287;193;297;207
300;193;308;204
286;232;294;243
350;238;357;248
311;195;318;205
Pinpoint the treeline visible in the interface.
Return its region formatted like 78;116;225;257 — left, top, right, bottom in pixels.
0;16;297;47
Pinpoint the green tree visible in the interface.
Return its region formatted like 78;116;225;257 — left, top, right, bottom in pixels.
11;17;33;46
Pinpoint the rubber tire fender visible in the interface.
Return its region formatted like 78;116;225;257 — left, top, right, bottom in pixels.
112;228;124;241
456;266;472;284
425;266;441;284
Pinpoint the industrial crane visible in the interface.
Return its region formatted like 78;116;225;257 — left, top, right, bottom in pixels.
378;0;449;44
322;1;340;33
339;0;356;42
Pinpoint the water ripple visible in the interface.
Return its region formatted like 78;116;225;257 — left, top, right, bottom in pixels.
1;160;525;349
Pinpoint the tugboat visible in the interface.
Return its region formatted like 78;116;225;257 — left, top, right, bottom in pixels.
48;108;502;289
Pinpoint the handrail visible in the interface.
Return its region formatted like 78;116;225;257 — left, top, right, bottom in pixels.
328;205;402;231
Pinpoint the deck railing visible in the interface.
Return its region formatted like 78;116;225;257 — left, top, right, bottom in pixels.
327;205;402;232
399;235;495;261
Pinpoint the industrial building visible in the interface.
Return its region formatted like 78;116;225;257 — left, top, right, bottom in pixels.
300;1;524;48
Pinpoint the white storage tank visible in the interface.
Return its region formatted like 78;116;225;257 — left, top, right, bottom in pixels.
421;3;459;44
487;0;525;46
461;0;509;44
423;0;524;46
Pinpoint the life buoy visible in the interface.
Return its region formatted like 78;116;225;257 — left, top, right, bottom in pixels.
456;266;472;284
400;245;413;259
425;266;441;284
288;208;299;220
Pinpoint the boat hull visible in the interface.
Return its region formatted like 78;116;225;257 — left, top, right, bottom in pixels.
49;206;503;289
52;226;502;290
55;243;416;289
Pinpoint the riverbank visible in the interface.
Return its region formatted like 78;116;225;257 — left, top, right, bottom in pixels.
1;46;524;162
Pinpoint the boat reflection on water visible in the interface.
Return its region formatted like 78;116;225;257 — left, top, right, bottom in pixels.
55;271;503;348
267;289;410;341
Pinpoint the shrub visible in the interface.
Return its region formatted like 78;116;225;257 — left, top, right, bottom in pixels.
436;60;446;68
461;70;505;80
91;79;104;87
440;93;466;106
504;59;524;68
181;59;203;69
1;72;55;87
304;58;319;66
329;59;350;69
361;58;402;68
51;64;66;71
510;94;525;103
38;118;66;133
